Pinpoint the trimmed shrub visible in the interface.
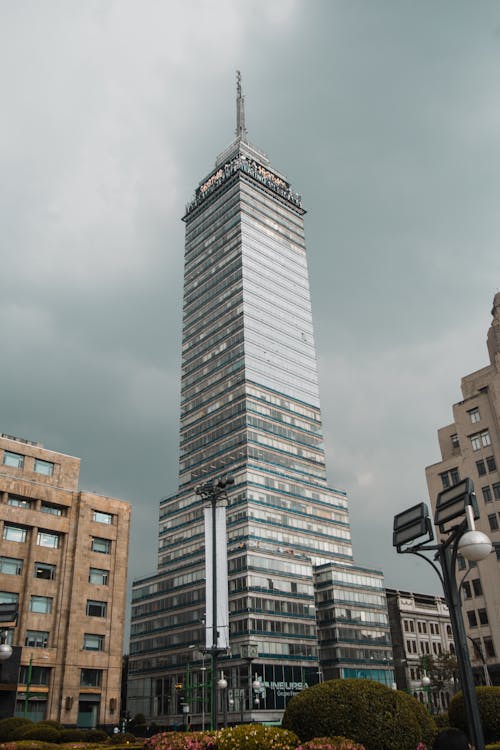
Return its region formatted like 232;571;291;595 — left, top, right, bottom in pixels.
0;718;33;741
281;678;436;750
36;721;62;731
449;687;500;744
145;731;217;750
58;728;87;742
81;729;108;742
215;724;299;750
433;713;449;729
16;726;60;743
297;737;366;750
108;732;137;744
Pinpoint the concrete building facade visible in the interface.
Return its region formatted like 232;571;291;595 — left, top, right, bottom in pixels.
128;75;393;727
425;293;500;686
0;433;130;727
386;589;455;712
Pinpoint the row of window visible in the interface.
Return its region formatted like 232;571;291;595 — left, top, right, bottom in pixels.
463;578;483;598
482;483;500;503
2;494;115;525
2;451;54;476
0;591;108;617
477;456;497;475
403;619;450;636
470;430;491;451
0;556;109;584
24;629;105;651
467;608;489;627
406;639;450;656
440;468;460;489
2;525;112;554
16;666;103;687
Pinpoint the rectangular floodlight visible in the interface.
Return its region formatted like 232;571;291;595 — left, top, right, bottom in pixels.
434;477;474;532
393;502;433;550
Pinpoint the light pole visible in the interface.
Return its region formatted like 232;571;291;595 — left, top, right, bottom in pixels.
0;630;13;663
195;475;234;730
218;671;228;727
392;479;492;750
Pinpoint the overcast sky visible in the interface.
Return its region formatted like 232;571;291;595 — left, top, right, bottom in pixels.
2;1;500;627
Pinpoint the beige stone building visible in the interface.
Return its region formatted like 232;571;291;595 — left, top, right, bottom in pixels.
386;588;455;712
0;434;130;727
426;293;500;686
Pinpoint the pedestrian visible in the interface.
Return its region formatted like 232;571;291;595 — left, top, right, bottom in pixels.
432;729;473;750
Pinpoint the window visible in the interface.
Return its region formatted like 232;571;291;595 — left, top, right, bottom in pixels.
3;525;27;543
25;630;49;648
440;472;450;489
488;514;499;532
497;546;500;561
472;579;483;596
91;537;111;554
493;483;500;500
0;592;19;605
471;435;481;451
19;666;50;685
41;503;63;516
92;511;113;525
457;555;466;571
484;638;496;658
467;611;478;627
478;608;489;625
451;433;460;449
0;556;23;575
34;459;54;476
3;451;24;469
34;562;56;580
7;495;31;508
30;596;52;614
83;633;105;651
469;408;481;423
462;581;472;599
37;531;59;549
476;460;487;476
80;668;102;687
89;568;109;585
441;468;460;488
482;486;492;503
486;456;497;472
86;600;107;617
481;430;491;447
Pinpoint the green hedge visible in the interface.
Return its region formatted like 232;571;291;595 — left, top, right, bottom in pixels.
0;718;33;741
448;687;500;744
281;678;436;750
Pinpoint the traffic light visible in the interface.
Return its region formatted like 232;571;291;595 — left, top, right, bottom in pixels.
175;683;184;713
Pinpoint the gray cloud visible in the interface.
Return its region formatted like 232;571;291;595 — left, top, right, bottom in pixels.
2;0;500;626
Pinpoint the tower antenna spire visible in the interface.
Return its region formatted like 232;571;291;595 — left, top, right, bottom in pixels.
236;70;247;139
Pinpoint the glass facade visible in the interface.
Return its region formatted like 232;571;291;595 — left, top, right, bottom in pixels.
129;85;392;724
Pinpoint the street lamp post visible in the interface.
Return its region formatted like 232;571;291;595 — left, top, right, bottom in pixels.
392;479;492;750
195;475;234;730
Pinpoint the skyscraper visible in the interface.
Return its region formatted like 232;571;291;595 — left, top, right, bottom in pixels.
128;75;393;725
426;294;500;686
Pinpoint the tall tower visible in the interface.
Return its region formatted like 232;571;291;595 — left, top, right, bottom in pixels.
426;293;500;686
128;75;393;724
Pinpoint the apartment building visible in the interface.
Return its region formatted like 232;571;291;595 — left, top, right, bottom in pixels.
0;434;130;727
386;589;455;712
426;293;500;686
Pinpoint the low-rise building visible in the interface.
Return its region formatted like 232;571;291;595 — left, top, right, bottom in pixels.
386;588;455;712
0;434;130;728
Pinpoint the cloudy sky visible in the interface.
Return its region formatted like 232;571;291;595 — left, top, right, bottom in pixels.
2;1;500;623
